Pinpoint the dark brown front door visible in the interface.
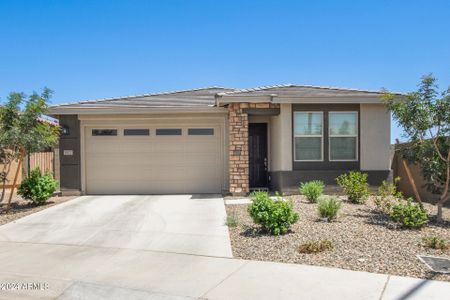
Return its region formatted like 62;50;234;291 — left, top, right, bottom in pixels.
249;123;268;189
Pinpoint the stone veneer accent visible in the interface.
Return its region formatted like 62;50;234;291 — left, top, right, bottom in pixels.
228;102;280;195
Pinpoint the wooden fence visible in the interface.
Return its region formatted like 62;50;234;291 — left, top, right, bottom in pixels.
0;151;54;188
392;144;441;203
29;151;54;174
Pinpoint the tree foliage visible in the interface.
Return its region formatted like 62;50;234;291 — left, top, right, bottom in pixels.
384;75;450;221
0;88;60;212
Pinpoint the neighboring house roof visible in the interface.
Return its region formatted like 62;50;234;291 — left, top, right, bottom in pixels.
38;116;59;126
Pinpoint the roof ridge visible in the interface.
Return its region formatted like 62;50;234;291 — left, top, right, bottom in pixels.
217;84;294;96
289;84;384;94
51;86;234;108
217;83;394;96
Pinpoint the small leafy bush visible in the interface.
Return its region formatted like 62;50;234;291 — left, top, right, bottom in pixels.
390;199;428;228
318;196;342;221
300;180;324;203
375;177;402;214
17;168;58;204
247;191;299;235
422;236;449;250
336;171;370;204
225;213;238;227
299;240;334;254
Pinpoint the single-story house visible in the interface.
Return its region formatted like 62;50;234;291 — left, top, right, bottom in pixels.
48;84;395;196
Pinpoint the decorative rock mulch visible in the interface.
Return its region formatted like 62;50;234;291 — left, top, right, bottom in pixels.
226;195;450;281
0;195;76;226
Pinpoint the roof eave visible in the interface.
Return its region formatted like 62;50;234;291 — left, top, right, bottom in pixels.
47;106;227;116
273;95;386;104
216;94;394;105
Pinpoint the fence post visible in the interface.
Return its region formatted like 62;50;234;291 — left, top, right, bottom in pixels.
23;154;29;177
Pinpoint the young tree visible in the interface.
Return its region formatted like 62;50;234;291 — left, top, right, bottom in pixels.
384;75;450;221
0;88;60;212
0;149;15;202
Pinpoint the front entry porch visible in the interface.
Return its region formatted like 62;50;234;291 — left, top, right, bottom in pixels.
228;102;280;195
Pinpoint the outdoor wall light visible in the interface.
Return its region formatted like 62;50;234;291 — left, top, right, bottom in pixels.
61;125;70;135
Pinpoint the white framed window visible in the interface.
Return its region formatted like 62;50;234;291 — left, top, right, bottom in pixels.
294;111;323;161
329;111;358;161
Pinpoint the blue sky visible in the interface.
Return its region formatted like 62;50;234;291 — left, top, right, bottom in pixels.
1;0;449;142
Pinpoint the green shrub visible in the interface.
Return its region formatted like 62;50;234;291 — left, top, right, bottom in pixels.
318;196;342;221
375;177;402;213
390;199;428;228
299;180;325;203
299;240;334;254
422;236;449;250
17;168;58;204
247;191;299;235
336;171;370;204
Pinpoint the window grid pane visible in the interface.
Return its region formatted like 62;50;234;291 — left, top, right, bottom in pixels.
295;137;322;161
294;112;323;136
329;112;357;136
92;129;117;136
188;128;214;135
156;129;182;136
330;137;357;160
124;129;150;136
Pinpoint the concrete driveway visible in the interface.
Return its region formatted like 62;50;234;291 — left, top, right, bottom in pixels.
0;195;232;257
1;195;449;299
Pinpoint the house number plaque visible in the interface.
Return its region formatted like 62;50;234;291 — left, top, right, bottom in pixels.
63;150;73;156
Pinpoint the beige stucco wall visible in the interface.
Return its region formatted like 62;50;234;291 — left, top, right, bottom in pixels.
270;104;293;171
360;104;391;170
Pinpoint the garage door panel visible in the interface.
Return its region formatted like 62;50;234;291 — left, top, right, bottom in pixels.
88;168;193;181
184;152;218;160
87;143;156;153
87;160;218;172
184;144;218;152
88;180;218;195
86;149;220;160
85;122;223;194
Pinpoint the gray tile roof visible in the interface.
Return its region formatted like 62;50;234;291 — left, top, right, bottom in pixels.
51;87;235;109
217;84;393;97
49;84;401;112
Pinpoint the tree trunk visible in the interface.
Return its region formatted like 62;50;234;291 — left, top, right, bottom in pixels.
436;161;450;222
0;161;12;203
0;161;8;203
437;196;448;222
5;150;24;213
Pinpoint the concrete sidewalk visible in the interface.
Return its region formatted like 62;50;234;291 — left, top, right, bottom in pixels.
0;241;448;300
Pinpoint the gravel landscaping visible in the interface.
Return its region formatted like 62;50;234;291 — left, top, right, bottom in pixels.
226;195;450;282
0;194;76;226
